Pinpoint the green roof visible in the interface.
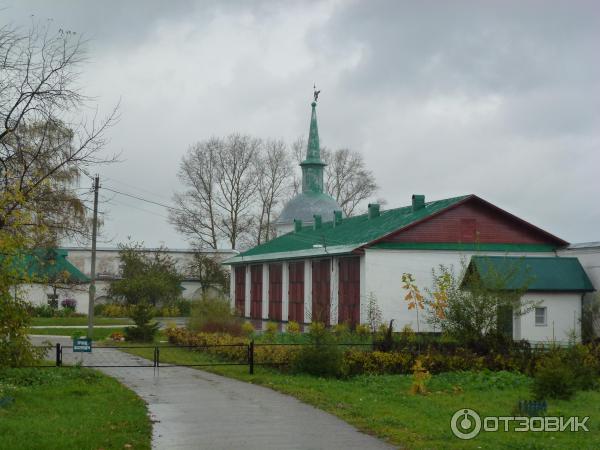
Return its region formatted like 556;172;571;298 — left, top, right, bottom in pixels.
227;195;470;264
468;256;594;292
4;249;90;283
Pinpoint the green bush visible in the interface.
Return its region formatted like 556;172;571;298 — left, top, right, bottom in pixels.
187;295;241;335
124;304;159;342
532;353;577;400
93;304;106;316
291;323;343;377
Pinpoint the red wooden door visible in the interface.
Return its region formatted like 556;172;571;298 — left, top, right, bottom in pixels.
338;257;361;327
250;265;263;319
268;264;282;321
312;259;331;324
288;261;305;322
234;265;246;316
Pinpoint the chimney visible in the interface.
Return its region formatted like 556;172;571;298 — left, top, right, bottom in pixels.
368;203;380;219
313;214;322;230
294;219;303;233
333;210;343;227
412;194;425;212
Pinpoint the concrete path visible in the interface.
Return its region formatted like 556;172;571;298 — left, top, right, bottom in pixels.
30;337;394;450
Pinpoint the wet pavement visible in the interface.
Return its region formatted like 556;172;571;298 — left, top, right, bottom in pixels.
30;337;394;450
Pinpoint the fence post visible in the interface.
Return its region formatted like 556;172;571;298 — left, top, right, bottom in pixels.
249;340;254;375
55;343;62;367
156;347;160;368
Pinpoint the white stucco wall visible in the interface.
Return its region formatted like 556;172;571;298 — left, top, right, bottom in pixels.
362;248;558;333
516;292;582;344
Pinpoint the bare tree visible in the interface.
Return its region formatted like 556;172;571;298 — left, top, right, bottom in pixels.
255;139;293;244
322;148;378;216
170;139;221;249
0;21;117;245
173;134;259;250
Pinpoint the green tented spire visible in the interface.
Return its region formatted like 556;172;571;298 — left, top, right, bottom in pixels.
300;101;326;193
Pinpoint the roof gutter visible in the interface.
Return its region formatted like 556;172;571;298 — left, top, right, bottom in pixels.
223;244;362;265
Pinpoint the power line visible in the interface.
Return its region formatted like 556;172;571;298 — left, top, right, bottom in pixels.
102;186;180;212
102;175;173;202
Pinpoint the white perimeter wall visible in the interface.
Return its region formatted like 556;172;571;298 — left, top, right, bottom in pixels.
22;279;203;314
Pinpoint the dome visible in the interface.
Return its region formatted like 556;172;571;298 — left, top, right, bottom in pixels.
276;191;342;226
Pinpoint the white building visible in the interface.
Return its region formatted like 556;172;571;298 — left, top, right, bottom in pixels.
224;100;597;345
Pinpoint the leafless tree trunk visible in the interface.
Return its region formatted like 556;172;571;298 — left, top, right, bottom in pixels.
215;134;260;249
255;139;293;244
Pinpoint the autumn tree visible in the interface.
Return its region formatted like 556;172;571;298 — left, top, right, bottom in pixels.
0;20;115;365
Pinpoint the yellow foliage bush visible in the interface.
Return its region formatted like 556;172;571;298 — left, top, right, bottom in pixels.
286;321;301;334
241;321;255;336
102;304;129;317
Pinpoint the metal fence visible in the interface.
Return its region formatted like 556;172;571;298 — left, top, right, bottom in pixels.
34;341;372;374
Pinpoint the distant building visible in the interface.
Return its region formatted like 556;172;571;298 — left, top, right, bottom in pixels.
23;247;237;313
225;101;597;345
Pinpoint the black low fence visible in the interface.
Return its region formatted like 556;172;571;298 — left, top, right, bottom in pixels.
34;341;372;374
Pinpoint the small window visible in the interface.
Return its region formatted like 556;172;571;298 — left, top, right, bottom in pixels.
535;307;547;326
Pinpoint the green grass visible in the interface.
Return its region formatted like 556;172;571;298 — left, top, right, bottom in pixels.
0;366;151;450
28;327;128;341
31;317;133;326
122;346;600;449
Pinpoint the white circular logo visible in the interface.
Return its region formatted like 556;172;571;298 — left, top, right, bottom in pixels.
451;408;482;440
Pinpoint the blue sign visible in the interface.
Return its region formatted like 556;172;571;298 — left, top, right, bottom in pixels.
73;338;92;352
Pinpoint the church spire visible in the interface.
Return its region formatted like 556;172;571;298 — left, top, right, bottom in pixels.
300;94;326;194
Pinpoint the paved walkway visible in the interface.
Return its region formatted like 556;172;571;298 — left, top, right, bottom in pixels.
30;337;394;450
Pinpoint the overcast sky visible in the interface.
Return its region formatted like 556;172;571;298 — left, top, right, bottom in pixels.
3;0;599;249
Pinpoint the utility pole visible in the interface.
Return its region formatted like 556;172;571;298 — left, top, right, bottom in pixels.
87;175;100;339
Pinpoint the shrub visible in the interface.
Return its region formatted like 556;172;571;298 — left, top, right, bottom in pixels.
355;324;370;337
286;321;301;334
60;298;77;311
332;323;350;339
532;353;577;400
94;303;106;316
292;323;343;377
109;331;125;341
410;358;431;395
160;305;181;317
125;304;159;342
241;321;255;336
102;304;130;317
264;322;278;340
188;295;241;335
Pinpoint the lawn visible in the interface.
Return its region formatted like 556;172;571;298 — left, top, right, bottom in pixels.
0;366;151;450
122;345;600;450
31;317;133;326
28;326;127;341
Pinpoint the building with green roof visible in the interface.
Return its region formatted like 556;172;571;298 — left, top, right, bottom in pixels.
225;98;596;344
